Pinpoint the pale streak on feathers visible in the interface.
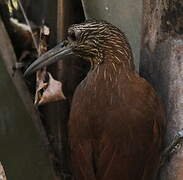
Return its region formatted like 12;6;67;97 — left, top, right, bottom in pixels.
112;63;117;72
104;69;107;80
115;56;121;63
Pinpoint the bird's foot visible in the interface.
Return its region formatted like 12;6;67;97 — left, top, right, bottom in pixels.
160;129;183;167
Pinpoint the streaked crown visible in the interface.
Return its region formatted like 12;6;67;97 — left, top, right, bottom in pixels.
67;20;134;69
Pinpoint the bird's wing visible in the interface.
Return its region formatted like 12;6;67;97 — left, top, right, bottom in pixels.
69;139;96;180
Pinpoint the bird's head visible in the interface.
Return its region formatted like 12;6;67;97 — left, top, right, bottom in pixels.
24;20;134;76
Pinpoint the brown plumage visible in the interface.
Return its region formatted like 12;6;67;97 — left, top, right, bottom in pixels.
25;20;166;180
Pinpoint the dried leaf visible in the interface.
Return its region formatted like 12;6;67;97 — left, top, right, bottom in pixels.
0;162;7;180
41;25;50;36
34;24;61;105
35;72;66;105
34;68;48;105
35;25;50;56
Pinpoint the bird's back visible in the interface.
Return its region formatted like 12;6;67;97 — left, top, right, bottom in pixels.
68;62;165;180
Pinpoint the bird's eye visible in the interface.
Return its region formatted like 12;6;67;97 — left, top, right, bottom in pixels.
68;29;77;41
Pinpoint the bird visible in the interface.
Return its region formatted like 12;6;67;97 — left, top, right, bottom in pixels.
24;20;166;180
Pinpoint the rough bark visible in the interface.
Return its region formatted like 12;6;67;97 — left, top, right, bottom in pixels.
140;0;183;180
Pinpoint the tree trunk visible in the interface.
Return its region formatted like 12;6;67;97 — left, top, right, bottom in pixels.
0;16;56;180
140;0;183;180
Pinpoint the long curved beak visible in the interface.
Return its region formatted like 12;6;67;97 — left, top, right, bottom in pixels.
24;41;73;76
